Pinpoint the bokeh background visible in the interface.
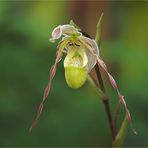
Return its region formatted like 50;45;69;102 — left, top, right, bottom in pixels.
0;1;148;147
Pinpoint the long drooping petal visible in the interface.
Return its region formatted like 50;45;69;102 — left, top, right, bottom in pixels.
79;38;136;134
96;56;137;134
29;39;70;132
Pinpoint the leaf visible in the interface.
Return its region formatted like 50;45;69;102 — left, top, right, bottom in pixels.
95;12;104;45
113;116;128;147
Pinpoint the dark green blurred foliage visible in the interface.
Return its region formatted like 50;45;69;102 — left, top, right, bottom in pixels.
0;1;148;147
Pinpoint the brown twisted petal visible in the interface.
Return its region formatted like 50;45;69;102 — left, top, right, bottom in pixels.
29;63;57;132
79;37;136;134
29;39;70;132
96;56;137;134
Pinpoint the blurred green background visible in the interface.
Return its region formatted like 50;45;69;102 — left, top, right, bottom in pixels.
0;1;148;147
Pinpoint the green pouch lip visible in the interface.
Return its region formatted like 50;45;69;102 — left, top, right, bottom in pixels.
64;66;88;89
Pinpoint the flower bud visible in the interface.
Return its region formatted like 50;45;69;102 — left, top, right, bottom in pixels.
64;47;88;89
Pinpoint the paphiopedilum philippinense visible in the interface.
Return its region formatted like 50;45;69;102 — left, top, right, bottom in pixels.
29;20;136;135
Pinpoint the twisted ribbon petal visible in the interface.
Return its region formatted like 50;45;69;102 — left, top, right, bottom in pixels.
97;57;137;134
29;39;70;132
79;37;136;134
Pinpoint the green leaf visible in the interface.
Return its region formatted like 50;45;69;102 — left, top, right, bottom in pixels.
95;12;104;46
113;116;128;147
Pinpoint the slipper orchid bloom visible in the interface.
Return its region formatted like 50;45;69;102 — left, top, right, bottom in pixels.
29;22;136;134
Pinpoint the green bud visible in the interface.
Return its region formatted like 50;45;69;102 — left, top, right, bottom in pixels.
64;46;88;89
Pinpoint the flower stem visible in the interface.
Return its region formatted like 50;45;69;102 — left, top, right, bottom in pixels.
113;100;121;134
103;98;116;141
94;64;105;92
94;64;116;141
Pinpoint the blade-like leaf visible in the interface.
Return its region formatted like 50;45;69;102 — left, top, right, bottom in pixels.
95;12;104;46
113;116;128;147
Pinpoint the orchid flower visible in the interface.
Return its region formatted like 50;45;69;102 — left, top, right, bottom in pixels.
29;21;136;135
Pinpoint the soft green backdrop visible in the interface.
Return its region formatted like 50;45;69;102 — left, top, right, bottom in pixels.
0;1;148;147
